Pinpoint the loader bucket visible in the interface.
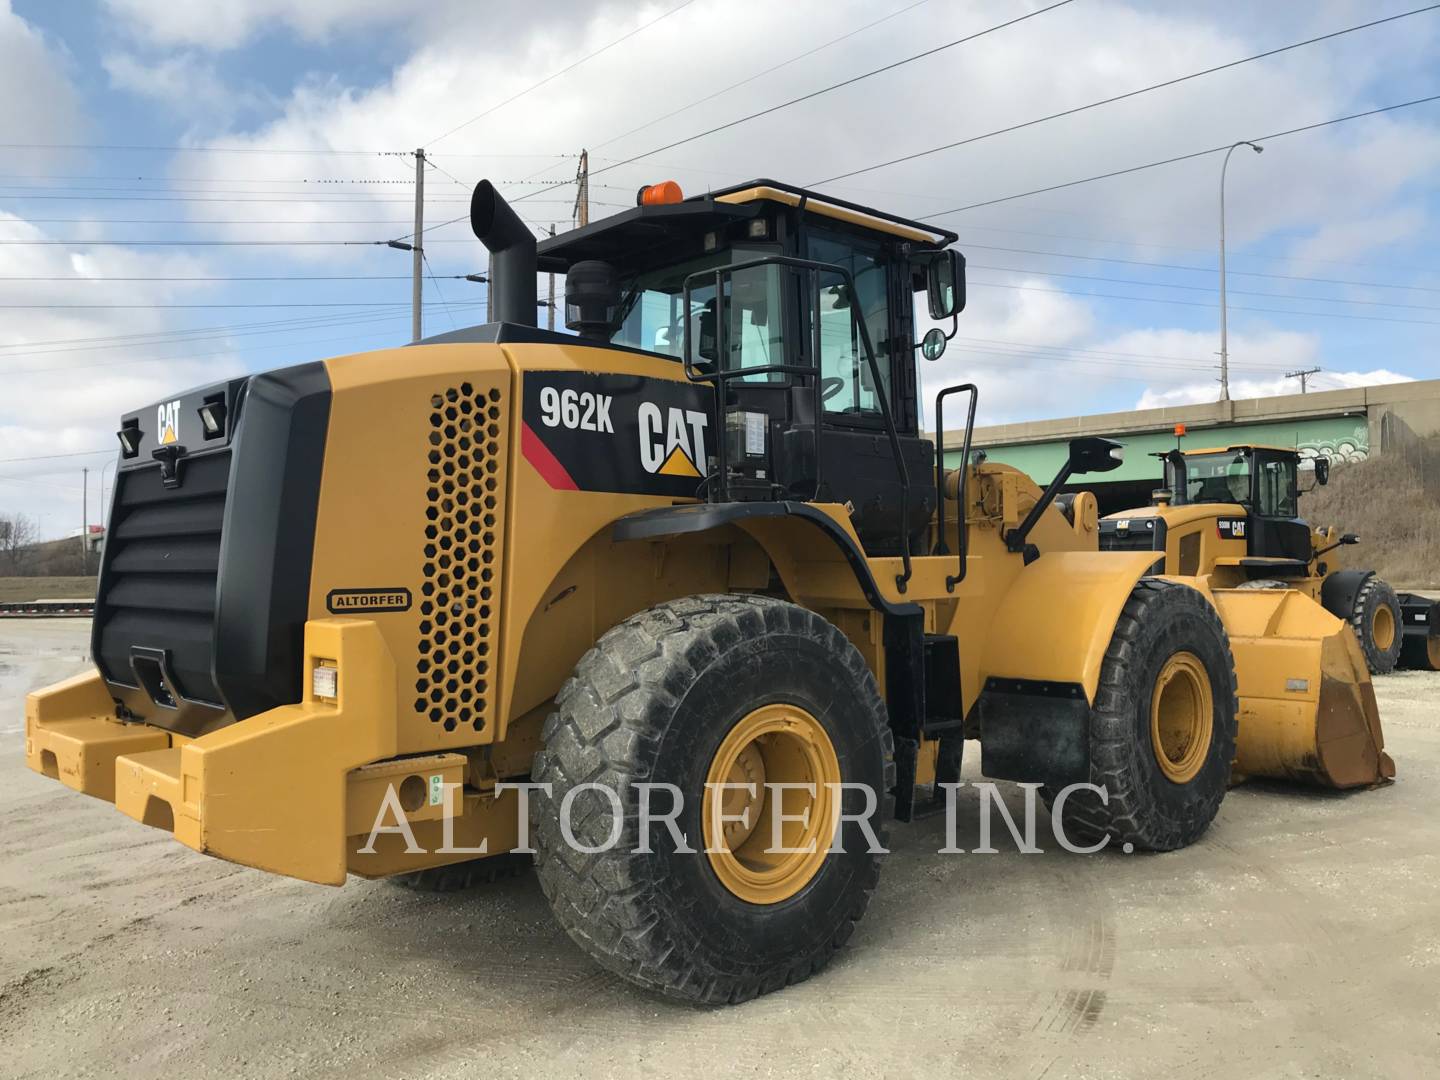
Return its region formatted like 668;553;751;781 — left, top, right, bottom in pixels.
1210;588;1395;789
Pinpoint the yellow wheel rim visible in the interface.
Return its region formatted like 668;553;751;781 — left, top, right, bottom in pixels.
1150;651;1214;785
1372;604;1396;652
702;703;841;905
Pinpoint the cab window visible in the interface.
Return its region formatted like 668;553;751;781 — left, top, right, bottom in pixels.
1255;454;1298;517
808;229;893;419
1182;452;1251;505
610;245;779;365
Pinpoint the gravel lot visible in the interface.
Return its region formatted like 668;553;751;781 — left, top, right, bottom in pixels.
2;617;1437;1079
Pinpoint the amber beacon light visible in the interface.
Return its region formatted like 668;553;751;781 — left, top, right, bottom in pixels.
636;180;683;206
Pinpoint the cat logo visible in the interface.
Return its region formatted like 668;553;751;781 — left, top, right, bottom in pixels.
156;399;181;445
637;402;708;478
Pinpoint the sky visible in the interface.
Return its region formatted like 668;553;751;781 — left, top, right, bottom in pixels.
1;0;1437;539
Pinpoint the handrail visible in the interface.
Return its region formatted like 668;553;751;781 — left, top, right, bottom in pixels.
680;254;915;592
933;383;978;592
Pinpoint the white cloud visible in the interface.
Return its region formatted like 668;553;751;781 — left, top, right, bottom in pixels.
0;0;86;167
103;51;264;123
0;213;246;537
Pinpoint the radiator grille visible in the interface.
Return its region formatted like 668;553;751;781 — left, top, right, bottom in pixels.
94;450;229;704
415;382;504;732
1098;522;1162;553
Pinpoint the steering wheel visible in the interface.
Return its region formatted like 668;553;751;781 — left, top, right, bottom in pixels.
820;376;845;403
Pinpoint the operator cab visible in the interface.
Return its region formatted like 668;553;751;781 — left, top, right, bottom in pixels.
536;179;964;556
1162;445;1325;563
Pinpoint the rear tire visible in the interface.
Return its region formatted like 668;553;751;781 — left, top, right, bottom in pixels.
1350;577;1402;675
1047;580;1238;853
532;594;894;1004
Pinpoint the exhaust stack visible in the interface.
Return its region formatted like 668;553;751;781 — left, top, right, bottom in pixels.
470;180;537;326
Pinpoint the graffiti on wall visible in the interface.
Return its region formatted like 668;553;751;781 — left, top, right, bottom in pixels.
1296;422;1369;464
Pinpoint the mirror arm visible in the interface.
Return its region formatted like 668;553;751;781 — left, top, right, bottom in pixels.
1004;461;1076;559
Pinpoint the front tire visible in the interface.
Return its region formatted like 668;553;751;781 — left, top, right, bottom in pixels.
1350;577;1402;675
532;594;894;1004
1048;580;1238;852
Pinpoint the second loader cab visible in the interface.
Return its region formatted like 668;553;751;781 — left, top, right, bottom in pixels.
1163;444;1318;566
537;179;965;561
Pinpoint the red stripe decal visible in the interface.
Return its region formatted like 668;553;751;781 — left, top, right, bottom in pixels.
521;421;578;490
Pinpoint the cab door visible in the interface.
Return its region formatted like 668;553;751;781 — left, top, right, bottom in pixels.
1249;451;1311;562
805;225;932;554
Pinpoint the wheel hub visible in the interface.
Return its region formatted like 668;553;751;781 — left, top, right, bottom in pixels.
1372;604;1396;652
1150;651;1214;785
702;703;840;905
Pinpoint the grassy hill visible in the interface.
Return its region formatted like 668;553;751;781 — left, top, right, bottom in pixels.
1305;452;1440;589
0;576;97;602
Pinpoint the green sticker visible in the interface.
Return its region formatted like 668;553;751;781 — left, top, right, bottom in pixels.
429;774;444;806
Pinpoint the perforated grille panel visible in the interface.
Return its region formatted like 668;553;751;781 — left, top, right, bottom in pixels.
415;380;506;733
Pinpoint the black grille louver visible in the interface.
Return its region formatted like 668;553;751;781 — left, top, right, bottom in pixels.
94;450;230;706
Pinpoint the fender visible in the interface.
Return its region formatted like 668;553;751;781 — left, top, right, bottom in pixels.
1321;568;1374;621
612;501;922;619
975;550;1160;785
980;550;1161;701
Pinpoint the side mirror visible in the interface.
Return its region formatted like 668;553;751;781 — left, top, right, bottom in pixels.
1340;532;1360;545
925;249;965;320
1069;437;1125;475
1314;456;1330;485
919;326;947;361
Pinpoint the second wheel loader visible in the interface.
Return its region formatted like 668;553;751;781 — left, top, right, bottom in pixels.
1098;442;1436;673
24;178;1393;1004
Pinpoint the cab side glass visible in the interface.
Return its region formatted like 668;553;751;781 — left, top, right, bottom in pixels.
926;249;965;320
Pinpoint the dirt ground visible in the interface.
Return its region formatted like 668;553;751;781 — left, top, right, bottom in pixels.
2;618;1438;1079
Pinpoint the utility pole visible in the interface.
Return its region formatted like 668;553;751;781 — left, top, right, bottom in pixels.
1285;367;1322;394
80;466;88;575
573;149;590;228
1218;140;1263;402
547;224;556;330
411;148;425;343
486;258;495;323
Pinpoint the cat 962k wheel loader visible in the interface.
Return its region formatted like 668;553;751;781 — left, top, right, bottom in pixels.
25;178;1394;1004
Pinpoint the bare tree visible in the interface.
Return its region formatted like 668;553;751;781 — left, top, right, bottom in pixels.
0;512;39;575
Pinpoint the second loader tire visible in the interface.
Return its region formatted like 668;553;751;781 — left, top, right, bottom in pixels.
1349;577;1403;675
1047;579;1238;853
531;594;894;1005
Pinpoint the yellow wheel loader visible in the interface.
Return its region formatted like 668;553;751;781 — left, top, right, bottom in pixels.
1098;443;1433;674
24;179;1393;1004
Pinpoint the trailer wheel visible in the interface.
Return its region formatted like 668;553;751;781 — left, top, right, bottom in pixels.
1350;577;1402;675
388;852;531;893
1047;580;1238;853
531;594;894;1004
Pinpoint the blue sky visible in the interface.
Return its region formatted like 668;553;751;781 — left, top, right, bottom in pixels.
1;0;1437;537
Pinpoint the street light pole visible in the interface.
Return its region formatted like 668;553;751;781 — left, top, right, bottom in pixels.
1218;140;1263;401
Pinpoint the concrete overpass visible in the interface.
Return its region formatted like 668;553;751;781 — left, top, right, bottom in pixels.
937;377;1440;513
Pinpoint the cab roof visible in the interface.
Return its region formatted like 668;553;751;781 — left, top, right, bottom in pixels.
1182;444;1299;457
535;179;957;272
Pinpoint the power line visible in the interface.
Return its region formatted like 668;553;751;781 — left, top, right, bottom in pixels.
0;144;574;158
812;4;1440;184
951;240;1440;293
967;262;1440;309
410;0;1079;239
0;302;479;309
0;448;113;463
592;0;934;151
924;92;1440;216
426;0;701;147
966;278;1440;325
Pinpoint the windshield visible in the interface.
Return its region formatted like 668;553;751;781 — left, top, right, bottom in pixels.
1180;452;1251;505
